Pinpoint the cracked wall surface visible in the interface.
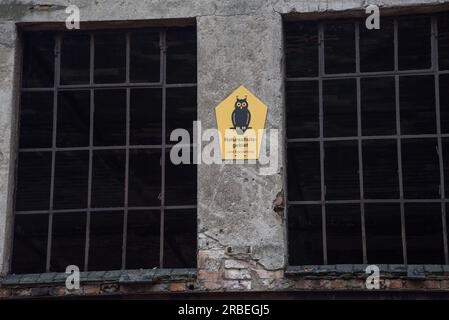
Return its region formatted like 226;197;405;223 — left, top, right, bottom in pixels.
1;0;449;297
1;0;449;22
197;12;284;277
0;20;18;278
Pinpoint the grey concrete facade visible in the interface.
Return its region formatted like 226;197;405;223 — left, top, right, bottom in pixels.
1;0;449;297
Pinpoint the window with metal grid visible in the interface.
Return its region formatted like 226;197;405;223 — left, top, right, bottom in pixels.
286;13;449;266
12;27;197;274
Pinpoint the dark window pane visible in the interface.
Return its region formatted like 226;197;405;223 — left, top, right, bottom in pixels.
130;32;160;83
50;212;86;272
12;214;48;274
398;16;431;70
438;13;449;70
164;209;197;268
287;142;321;201
365;204;403;264
166;27;196;84
360;18;394;72
440;74;449;133
323;79;357;137
326;204;363;264
89;211;123;271
324;141;359;200
126;210;160;269
165;148;196;206
19;92;53;148
94;90;126;146
285;22;319;77
324;22;355;74
54;151;89;210
288;205;323;265
60;33;90;85
405;203;445;264
286;81;319;139
92;150;125;208
443;138;449;198
130;89;162;145
400;75;436;134
166;87;196;140
128;149;161;207
22;32;54;88
361;77;396;135
57;91;90;147
363;140;399;199
94;34;126;83
402;139;440;199
16;152;51;211
446;205;449;259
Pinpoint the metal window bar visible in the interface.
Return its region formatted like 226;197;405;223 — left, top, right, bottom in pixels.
355;21;368;264
84;33;95;271
393;17;409;266
318;23;327;264
45;35;62;272
432;16;449;265
285;69;449;82
159;30;167;269
286;14;449;266
15;29;198;272
287;134;449;142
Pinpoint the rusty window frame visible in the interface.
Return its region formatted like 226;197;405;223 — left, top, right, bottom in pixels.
285;13;449;266
12;27;198;273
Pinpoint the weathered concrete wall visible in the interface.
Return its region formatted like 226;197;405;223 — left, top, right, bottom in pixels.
0;21;18;276
1;0;449;22
1;0;449;297
197;12;285;290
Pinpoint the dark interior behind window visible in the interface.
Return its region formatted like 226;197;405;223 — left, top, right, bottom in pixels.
13;27;197;274
286;13;449;266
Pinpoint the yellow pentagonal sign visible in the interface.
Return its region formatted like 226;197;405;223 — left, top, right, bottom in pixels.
215;85;268;160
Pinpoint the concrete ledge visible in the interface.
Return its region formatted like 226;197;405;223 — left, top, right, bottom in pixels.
286;265;449;278
0;269;197;287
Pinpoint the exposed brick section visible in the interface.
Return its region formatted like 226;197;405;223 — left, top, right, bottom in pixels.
2;244;449;299
197;250;223;272
288;277;449;291
120;283;168;294
253;269;272;279
1;276;449;299
169;282;187;292
293;279;320;289
204;281;222;291
224;259;247;269
11;288;31;298
332;280;346;289
83;285;101;295
253;269;284;279
440;280;449;288
30;287;50;297
0;288;11;297
198;271;220;281
404;281;425;290
2;248;449;298
424;280;441;290
198;251;208;269
223;280;252;290
100;283;120;294
224;269;251;280
346;279;365;289
384;279;404;289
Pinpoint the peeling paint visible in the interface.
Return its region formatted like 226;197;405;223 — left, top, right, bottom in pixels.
0;0;449;297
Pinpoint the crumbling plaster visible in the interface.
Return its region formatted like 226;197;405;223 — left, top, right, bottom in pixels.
0;0;448;293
